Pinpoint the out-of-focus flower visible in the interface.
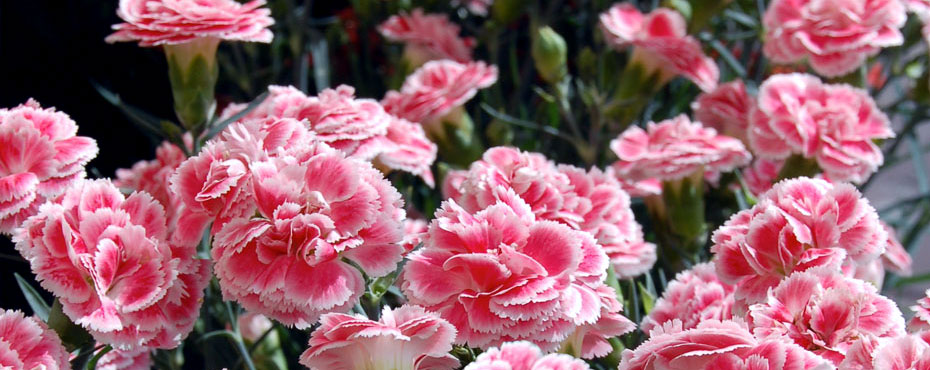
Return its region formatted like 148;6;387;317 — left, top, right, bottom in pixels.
610;115;751;182
401;218;429;253
841;334;930;370
599;3;719;92
692;80;752;143
880;222;913;277
300;305;458;370
238;312;274;343
712;178;886;306
748;267;905;364
465;341;591;370
762;0;906;78
452;0;495;16
401;196;610;351
750;74;894;184
379;9;475;65
619;319;833;370
0;100;98;234
105;0;274;46
212;141;405;328
14;179;210;349
98;347;152;370
742;158;783;196
532;26;568;84
640;262;735;334
0;309;71;370
910;288;930;332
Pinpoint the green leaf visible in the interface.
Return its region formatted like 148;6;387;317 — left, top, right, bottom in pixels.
204;92;270;140
91;82;167;138
85;345;112;370
14;273;50;321
709;40;748;78
722;9;758;29
637;282;656;315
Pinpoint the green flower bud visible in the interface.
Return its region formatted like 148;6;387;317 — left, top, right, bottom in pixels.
164;37;220;132
532;26;568;84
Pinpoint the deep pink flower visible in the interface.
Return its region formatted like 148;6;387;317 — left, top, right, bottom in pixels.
909;288;930;332
452;0;495;16
445;147;656;278
378;9;475;63
98;347;152;370
641;262;735;335
0;100;98;234
692;80;752;142
599;3;719;91
841;334;930;370
0;309;70;370
747;268;905;364
300;305;458;370
610;115;751;182
749;73;894;183
464;341;591;370
619;319;833;370
105;0;274;46
762;0;906;77
14;179;210;349
212;142;405;328
382;60;498;129
711;178;887;306
401;196;611;351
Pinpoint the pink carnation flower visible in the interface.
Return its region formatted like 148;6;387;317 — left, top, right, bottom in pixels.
98;347;152;370
619;319;833;370
374;116;438;187
452;0;495;16
299;305;458;370
841;334;930;370
711;178;887;306
909;288;930;332
742;158;783;196
562;285;636;359
115;135;192;235
880;222;913;277
14;179;210;349
212;141;406;328
402;218;429;253
640;262;735;335
692;80;752;142
610;115;751;182
747;268;905;364
238;312;273;342
0;100;98;234
445;147;656;279
599;4;719;91
105;0;274;46
378;9;475;63
762;0;906;77
382;60;498;128
464;341;591;370
401;196;611;351
749;73;894;183
0;309;71;370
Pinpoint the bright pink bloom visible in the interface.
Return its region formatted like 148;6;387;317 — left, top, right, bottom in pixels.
749;73;894;183
115;135;191;233
762;0;906;77
692;80;752;142
452;0;495;16
378;9;475;63
841;334;930;370
909;289;930;332
0;310;70;370
105;0;274;46
14;179;210;349
747;268;905;364
0;100;98;234
610;115;751;182
382;60;498;127
641;262;735;335
402;218;429;253
712;178;887;306
401;196;611;351
374;116;438;187
464;341;591;370
98;347;152;370
300;305;458;370
212;142;405;328
445;147;656;278
599;4;719;91
562;285;636;359
619;319;833;370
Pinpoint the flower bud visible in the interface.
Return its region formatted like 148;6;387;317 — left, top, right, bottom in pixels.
164;37;220;132
532;26;568;84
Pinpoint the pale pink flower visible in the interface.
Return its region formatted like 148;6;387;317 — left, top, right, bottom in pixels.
378;9;475;63
0;100;98;234
464;341;591;370
619;319;833;370
373;116;438;187
599;3;719;91
762;0;906;77
749;73;894;183
401;196;611;351
382;60;498;128
562;285;636;359
98;347;152;370
115;134;192;234
909;289;930;332
402;218;429;253
610;115;751;182
880;222;912;276
640;262;735;335
748;268;905;364
452;0;495;16
105;0;274;46
238;312;273;342
692;80;752;142
300;306;458;370
14;179;210;349
841;334;930;370
742;158;783;196
712;178;887;306
212;142;406;328
606;167;662;197
0;309;71;370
